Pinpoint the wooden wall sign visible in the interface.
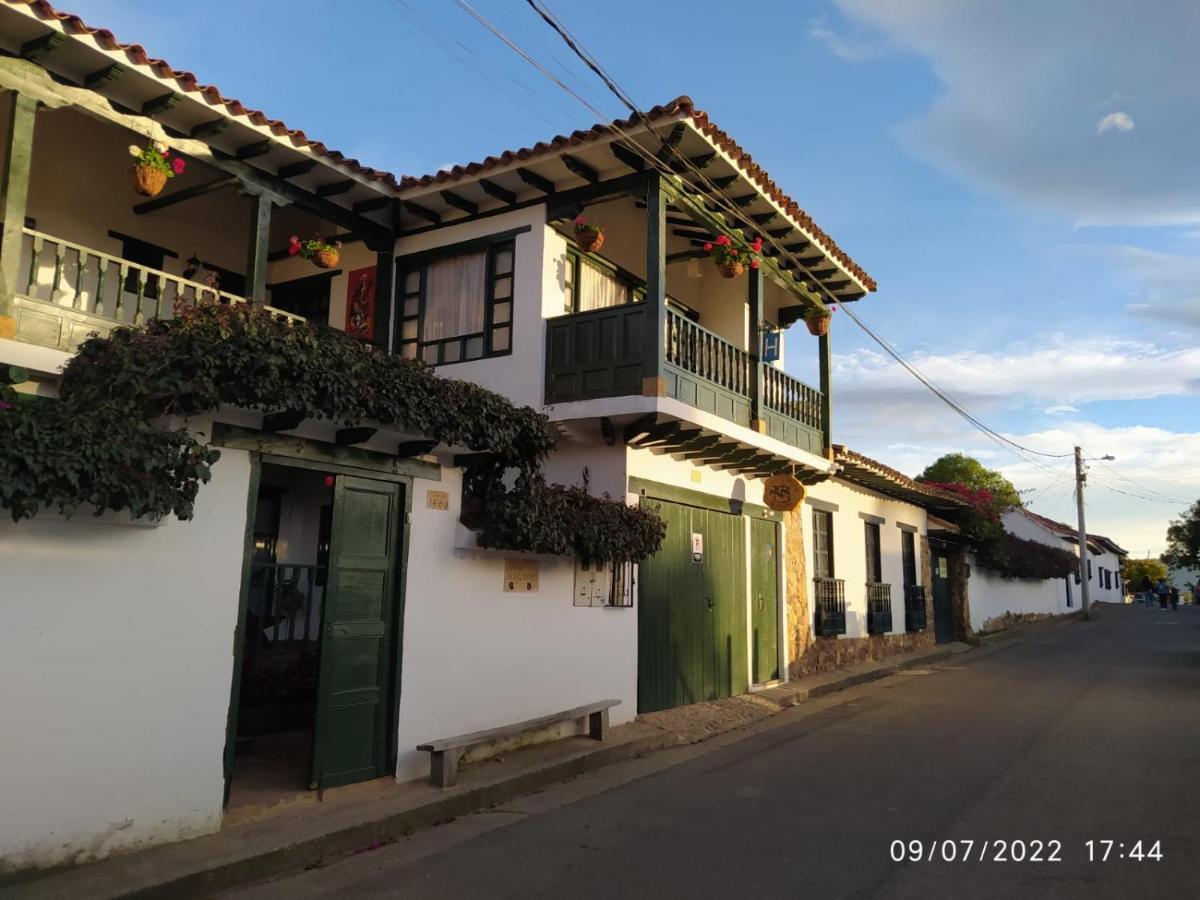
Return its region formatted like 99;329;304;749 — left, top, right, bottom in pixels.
426;489;450;511
503;558;540;593
344;265;376;340
763;472;806;511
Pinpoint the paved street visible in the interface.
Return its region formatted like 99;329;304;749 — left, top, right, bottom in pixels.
226;605;1200;899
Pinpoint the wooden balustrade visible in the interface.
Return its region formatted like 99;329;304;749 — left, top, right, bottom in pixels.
762;364;823;432
17;227;304;328
665;307;751;398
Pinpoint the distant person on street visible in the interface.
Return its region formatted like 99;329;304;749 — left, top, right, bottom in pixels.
1155;578;1169;609
1169;585;1179;611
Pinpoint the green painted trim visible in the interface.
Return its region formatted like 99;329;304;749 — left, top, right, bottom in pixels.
245;192;272;304
628;476;782;522
858;512;885;525
222;453;262;805
818;332;832;456
642;174;666;382
896;521;918;533
386;479;414;773
1;92;36;309
212;423;441;482
394;226;531;269
806;497;839;513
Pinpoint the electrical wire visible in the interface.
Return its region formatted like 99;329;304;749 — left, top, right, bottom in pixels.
1088;457;1192;505
519;0;1077;471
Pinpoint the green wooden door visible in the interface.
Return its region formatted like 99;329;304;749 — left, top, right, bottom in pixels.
751;518;780;684
311;475;403;789
638;499;747;713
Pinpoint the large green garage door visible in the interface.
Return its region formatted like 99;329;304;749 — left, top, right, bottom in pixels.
638;498;748;713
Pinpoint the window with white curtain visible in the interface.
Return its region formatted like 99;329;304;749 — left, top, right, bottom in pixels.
562;249;638;313
395;239;515;364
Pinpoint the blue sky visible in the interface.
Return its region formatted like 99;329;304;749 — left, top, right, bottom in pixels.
70;0;1198;554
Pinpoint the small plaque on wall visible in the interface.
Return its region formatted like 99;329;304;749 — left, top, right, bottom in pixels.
504;558;540;593
426;489;450;511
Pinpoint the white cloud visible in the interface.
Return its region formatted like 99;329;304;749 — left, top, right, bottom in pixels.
1096;111;1134;134
1045;404;1079;415
1109;245;1200;332
834;1;1200;225
808;17;882;63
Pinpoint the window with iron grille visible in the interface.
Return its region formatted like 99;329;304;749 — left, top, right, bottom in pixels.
812;509;835;579
813;576;846;636
867;582;892;635
903;583;927;632
395;239;514;365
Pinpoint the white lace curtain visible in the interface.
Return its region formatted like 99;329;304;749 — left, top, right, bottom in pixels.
423;250;487;341
577;259;628;311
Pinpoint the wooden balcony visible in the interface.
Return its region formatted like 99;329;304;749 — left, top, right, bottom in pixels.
545;304;825;454
7;227;303;352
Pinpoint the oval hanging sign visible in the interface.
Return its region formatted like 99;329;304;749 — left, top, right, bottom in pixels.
763;472;806;511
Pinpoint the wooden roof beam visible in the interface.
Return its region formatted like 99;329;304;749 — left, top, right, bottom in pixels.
562;153;600;184
479;178;517;205
277;159;318;180
517;167;556;195
440;189;478;215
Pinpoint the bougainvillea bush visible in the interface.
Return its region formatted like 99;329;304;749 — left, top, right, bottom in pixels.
923;481;1076;580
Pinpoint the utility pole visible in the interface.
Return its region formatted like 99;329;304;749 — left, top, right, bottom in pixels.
1074;445;1091;620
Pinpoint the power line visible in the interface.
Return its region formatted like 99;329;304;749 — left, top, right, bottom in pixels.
1089;456;1192;505
518;0;1078;473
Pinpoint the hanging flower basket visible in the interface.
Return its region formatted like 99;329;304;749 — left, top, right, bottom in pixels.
131;165;168;198
805;308;832;337
573;215;605;253
128;141;185;197
705;233;761;279
290;235;343;269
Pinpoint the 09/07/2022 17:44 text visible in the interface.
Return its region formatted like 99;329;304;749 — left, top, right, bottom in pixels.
889;839;1164;863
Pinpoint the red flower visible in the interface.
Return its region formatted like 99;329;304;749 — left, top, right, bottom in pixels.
750;259;760;269
323;475;335;488
287;235;301;257
703;242;713;251
716;235;731;246
171;157;186;175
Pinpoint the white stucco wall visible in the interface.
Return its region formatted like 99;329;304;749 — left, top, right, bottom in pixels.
0;449;252;871
968;563;1074;630
394;468;638;783
1091;548;1126;603
801;479;929;639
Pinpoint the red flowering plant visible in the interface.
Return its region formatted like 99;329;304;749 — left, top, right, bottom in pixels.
572;214;603;237
703;234;762;270
128;140;186;177
287;234;343;259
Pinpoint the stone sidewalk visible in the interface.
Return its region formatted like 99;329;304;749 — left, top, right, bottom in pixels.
3;640;972;900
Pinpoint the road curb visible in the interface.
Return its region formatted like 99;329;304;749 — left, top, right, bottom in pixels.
763;644;973;707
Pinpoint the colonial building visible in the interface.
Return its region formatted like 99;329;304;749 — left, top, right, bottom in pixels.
0;0;968;873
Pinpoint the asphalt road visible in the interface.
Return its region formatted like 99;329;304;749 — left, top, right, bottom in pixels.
225;604;1200;899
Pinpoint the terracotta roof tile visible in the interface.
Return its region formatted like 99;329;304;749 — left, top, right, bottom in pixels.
833;445;968;508
401;96;876;292
16;0;399;190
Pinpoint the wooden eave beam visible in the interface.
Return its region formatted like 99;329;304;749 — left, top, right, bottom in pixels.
403;200;442;225
707;174;739;190
262;409;306;432
561;153;600;184
235;140;274;160
766;227;792;239
133;176;235;215
517;167;555;195
654;428;703;452
142;91;183;117
83;62;126;89
440;189;478;215
353;196;392;214
315;179;355;198
336;426;378;446
749;212;776;225
479;178;517;205
623;413;659;445
277;159;317;179
609;141;645;172
673;228;712;241
666;249;708;264
397;439;438;457
189;118;229;139
638;421;682;448
689;441;741;464
19;32;63;62
714;448;759;469
670;152;716;173
655;123;687;161
672;433;721;455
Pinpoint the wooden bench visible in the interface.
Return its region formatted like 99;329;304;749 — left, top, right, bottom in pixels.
416;699;620;788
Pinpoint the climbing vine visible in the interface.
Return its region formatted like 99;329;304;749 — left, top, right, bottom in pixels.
2;302;665;562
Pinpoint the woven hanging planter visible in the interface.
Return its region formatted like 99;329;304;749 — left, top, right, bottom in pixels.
805;315;831;337
717;261;745;279
575;230;605;253
312;248;340;269
132;165;167;198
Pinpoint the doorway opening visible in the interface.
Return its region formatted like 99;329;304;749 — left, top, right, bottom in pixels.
228;464;333;808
